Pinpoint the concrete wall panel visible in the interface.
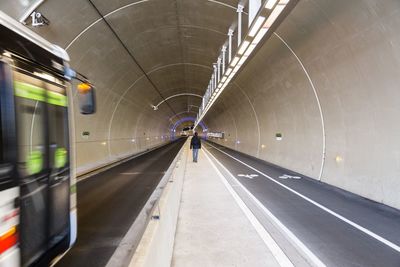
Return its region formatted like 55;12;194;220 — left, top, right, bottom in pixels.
204;0;400;209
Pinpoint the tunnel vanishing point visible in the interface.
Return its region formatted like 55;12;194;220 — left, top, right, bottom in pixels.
2;0;400;237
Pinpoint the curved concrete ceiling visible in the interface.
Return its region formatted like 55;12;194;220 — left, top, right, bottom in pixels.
0;0;241;173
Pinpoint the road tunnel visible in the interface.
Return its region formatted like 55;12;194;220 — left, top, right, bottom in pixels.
1;0;400;266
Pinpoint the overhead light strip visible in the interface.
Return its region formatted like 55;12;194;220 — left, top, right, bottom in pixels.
195;0;297;128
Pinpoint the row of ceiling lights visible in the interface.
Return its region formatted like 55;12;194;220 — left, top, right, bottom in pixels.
195;0;292;128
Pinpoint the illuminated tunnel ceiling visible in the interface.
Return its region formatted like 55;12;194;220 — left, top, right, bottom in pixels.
0;0;243;171
33;0;241;126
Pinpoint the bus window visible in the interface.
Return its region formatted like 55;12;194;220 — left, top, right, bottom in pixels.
46;82;69;170
13;72;47;177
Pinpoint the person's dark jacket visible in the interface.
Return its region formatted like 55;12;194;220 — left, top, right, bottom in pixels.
190;136;201;149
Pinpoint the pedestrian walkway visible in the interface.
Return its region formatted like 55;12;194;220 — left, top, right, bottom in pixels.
171;146;283;267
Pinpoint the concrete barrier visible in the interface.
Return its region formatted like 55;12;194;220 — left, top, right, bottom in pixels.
128;143;188;267
103;140;188;267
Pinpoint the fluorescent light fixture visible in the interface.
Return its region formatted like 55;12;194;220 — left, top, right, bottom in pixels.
238;56;247;66
230;56;240;66
265;4;285;27
196;0;293;130
248;16;265;37
244;44;256;57
253;27;269;44
238;41;250;55
233;65;240;74
265;0;278;9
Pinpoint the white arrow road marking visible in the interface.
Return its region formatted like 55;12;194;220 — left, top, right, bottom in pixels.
238;174;259;179
279;174;301;180
206;142;400;255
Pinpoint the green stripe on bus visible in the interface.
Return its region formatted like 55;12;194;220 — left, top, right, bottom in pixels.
27;150;43;175
14;81;46;102
14;81;68;107
55;147;68;168
48;90;68;107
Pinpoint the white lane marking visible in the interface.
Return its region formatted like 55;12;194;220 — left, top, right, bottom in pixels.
204;148;325;267
207;143;400;254
238;174;259;179
202;149;294;267
279;174;301;180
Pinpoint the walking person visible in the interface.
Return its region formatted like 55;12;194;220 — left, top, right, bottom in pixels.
190;132;201;162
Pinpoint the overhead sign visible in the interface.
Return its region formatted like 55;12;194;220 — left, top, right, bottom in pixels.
207;132;224;139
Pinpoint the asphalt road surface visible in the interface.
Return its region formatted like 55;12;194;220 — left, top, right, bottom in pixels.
204;141;400;267
56;139;185;267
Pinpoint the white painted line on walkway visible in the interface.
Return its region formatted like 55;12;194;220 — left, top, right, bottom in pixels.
204;147;325;267
206;143;400;254
202;149;294;267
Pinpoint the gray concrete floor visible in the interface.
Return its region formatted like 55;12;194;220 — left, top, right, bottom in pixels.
172;148;281;267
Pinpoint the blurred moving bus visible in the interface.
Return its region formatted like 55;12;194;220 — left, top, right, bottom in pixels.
0;11;95;267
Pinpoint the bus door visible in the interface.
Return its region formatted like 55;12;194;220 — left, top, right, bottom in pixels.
46;81;70;249
14;70;49;266
13;69;70;266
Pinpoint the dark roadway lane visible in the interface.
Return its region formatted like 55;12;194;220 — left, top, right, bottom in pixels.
204;141;400;267
56;139;186;267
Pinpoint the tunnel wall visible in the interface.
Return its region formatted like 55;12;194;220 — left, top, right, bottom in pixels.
0;1;174;176
70;79;173;176
0;0;238;176
204;0;400;210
